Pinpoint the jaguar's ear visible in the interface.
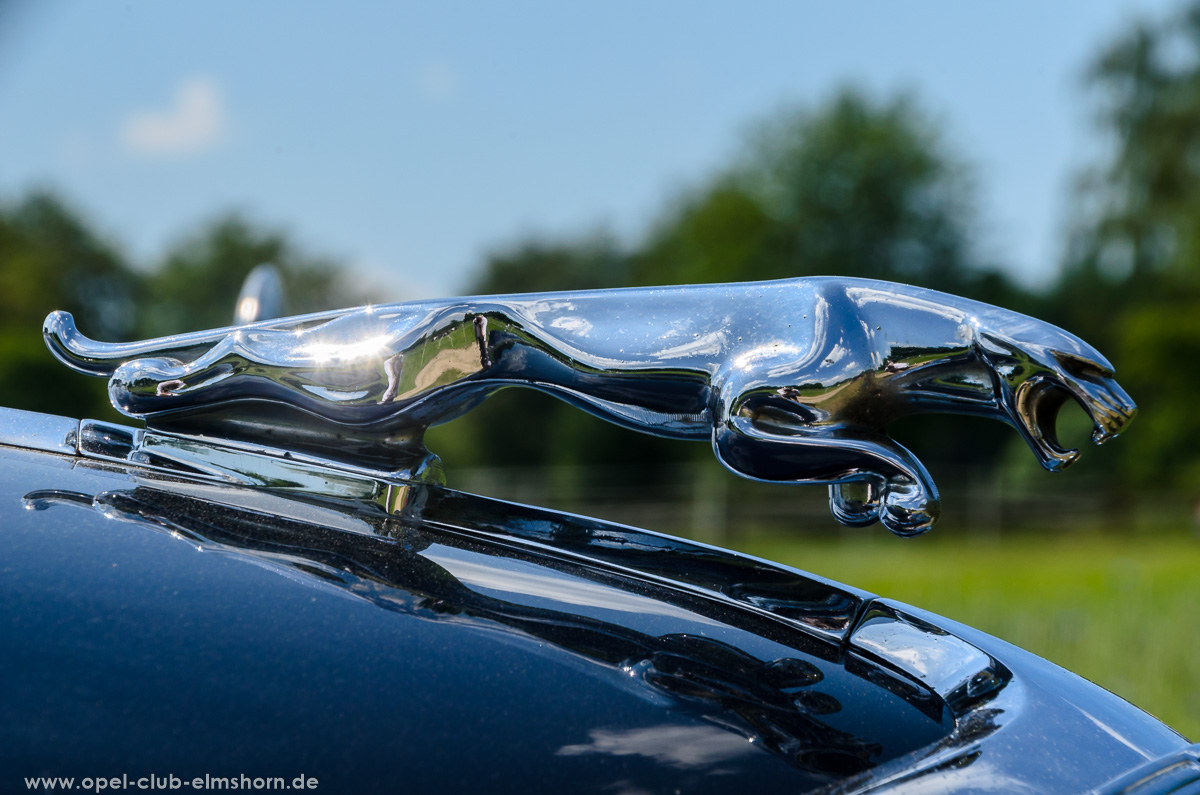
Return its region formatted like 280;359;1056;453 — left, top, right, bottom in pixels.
974;331;1015;359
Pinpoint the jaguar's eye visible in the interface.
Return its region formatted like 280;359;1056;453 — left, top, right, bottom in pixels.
1053;352;1113;381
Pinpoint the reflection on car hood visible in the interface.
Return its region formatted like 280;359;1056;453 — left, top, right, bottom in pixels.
0;444;1187;793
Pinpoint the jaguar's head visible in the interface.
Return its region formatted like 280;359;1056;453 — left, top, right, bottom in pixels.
973;311;1136;471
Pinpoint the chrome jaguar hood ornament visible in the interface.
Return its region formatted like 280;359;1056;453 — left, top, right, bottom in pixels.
44;277;1135;536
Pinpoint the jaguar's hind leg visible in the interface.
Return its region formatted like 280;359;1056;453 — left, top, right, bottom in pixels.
712;412;940;536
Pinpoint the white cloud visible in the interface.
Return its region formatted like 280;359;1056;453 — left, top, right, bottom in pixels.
120;76;228;157
415;60;458;102
557;725;757;770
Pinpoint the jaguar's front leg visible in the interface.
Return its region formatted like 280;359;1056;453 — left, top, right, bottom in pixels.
711;395;940;537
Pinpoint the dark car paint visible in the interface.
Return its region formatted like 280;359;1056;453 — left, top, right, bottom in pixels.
0;443;1191;793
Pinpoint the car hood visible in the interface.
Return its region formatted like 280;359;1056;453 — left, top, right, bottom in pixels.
0;441;1188;793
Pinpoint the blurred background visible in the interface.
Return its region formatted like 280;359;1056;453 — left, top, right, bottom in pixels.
3;1;1200;735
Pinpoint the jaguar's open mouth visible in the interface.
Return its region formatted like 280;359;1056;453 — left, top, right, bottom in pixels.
1013;375;1137;471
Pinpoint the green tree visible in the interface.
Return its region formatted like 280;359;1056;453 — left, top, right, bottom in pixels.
635;88;1025;308
470;233;628;295
139;215;361;337
0;192;136;418
633;182;775;286
1053;1;1200;488
0;197;368;423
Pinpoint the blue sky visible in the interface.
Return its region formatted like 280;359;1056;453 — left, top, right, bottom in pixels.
0;1;1182;300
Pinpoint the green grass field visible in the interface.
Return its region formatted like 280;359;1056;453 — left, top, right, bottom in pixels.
733;530;1200;740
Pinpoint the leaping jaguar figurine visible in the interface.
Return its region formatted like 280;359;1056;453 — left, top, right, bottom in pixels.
44;277;1135;536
